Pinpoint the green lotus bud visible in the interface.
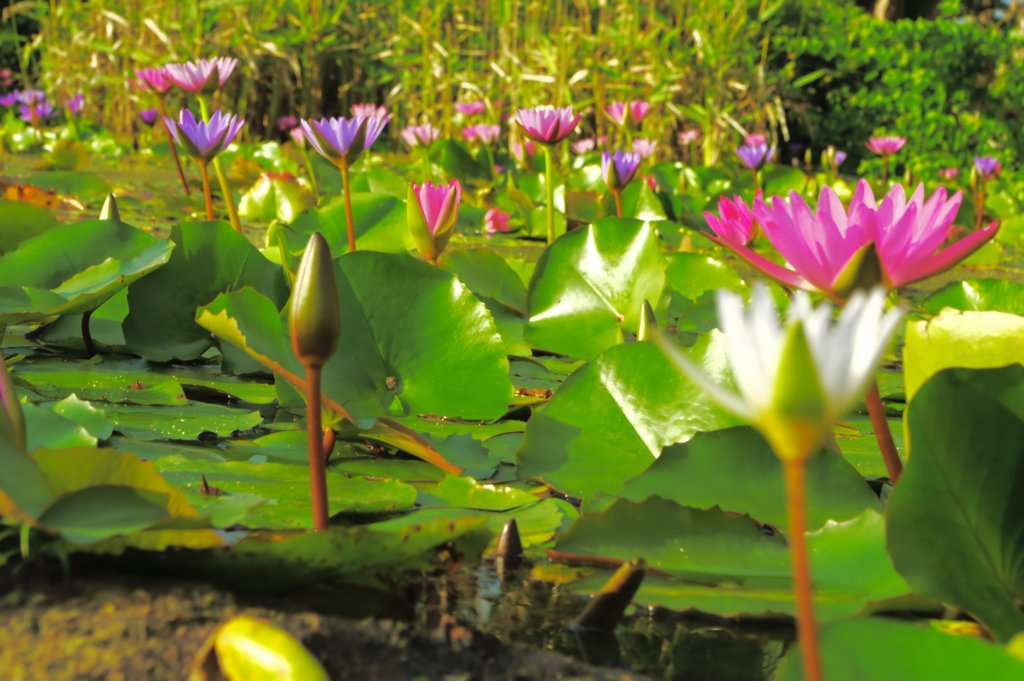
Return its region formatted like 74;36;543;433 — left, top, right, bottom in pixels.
0;355;26;452
189;615;329;681
99;193;120;221
289;233;341;368
637;300;658;342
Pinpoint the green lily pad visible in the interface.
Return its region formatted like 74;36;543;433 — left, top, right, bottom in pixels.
238;172;316;223
665;252;746;300
888;367;1024;642
0;199;60;254
516;335;740;500
123;221;288;362
923;278;1024;316
777;617;1024;680
903;309;1024;401
558;499;910;621
27;170;110;201
154;455;418;529
12;358;187;405
619;427;879;531
101;402;263;441
280;193;411;255
443;247;527;314
0;218;174;317
525;218;668;359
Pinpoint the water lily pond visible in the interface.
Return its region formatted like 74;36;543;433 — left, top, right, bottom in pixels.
4;7;1024;679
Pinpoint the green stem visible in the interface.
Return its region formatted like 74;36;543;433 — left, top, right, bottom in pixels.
975;181;986;232
305;365;329;531
340;162;356;252
200;163;215;220
197;96;242;233
543;145;556;245
81;309;95;357
783;459;824;681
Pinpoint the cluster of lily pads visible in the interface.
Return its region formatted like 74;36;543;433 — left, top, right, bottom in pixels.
2;55;1024;680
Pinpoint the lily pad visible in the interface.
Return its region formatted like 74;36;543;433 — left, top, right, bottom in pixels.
0;199;60;254
525;218;668;359
280;193;411;255
922;278;1024;316
101;402;263;441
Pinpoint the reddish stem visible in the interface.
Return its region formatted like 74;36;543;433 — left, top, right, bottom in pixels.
882;154;890;184
199;163;215;221
865;380;902;483
323;428;336;465
612;188;623;218
340;162;356;253
156;97;191;197
306;365;330;531
783;459;824;681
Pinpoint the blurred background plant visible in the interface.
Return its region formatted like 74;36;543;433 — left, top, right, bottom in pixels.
1;0;1023;172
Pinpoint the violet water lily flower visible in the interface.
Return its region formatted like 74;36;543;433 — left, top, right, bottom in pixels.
302;114;390;166
164;57;239;94
19;101;53;122
401;123;440;148
138;108;160;127
455;101;486;116
0;93;17;108
834;151;847;167
866;136;906;156
463;124;500;145
704;194;758;247
350;103;387;118
15;89;45;105
974;155;1001;178
164;108;244;163
714;180;999;299
515;106;581;145
632;138;657;159
133;67;173;95
736;142;775;170
66;93;84;116
601;151;642;191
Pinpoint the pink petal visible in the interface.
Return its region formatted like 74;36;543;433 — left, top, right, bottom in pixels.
893;222;1000;287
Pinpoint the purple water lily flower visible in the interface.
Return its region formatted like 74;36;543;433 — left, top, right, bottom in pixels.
463;124;500;145
602;150;642;191
19;101;54;123
974;155;1000;179
736;142;775;170
66;93;84;116
301;114;390;166
515;106;581;145
16;89;46;106
133;67;173;96
138;108;160;127
164;108;244;163
0;92;17;108
834;150;847;167
164;57;239;94
401;123;439;148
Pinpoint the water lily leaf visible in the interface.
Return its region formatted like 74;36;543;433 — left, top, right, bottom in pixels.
619;427;879;531
154;455;418;529
525;218;668;359
923;278;1024;316
36;484;172;545
124;221;288;362
558;499;910;621
100;402;263;441
443;247;527;313
238;172;316;223
903;309;1024;401
22;401;100;450
777;617;1024;680
762;166;808;195
516;336;740;500
888;367;1024;642
11;358;187;405
281;193;411;255
0;198;60;254
0;287;69;323
0;218;173;317
620;180;669;222
431;140;489;182
665;252;746;300
27;170;110;201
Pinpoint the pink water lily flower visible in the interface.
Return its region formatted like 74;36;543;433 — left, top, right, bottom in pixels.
164;57;239;94
484;208;511;234
515;106;581;145
606;100;649;127
401;123;440;148
721;180;999;299
678;128;701;145
745;133;767;146
164;108;244;163
133;67;173;96
408;179;462;263
632;138;657;159
704;194;758;247
463;124;500;145
510;139;536;165
455;101;487;116
66;93;84;116
351;103;387;118
866;136;906;156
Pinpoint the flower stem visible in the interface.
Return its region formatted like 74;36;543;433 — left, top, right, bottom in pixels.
882;155;889;184
783;459;824;681
301;147;320;202
612;188;623;218
156;97;191;197
199;163;215;220
340;162;356;252
305;365;330;531
975;181;986;232
865;380;902;483
543;145;556;245
81;309;95;357
197;96;242;233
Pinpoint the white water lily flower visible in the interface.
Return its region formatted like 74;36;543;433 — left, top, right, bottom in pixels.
653;285;903;461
